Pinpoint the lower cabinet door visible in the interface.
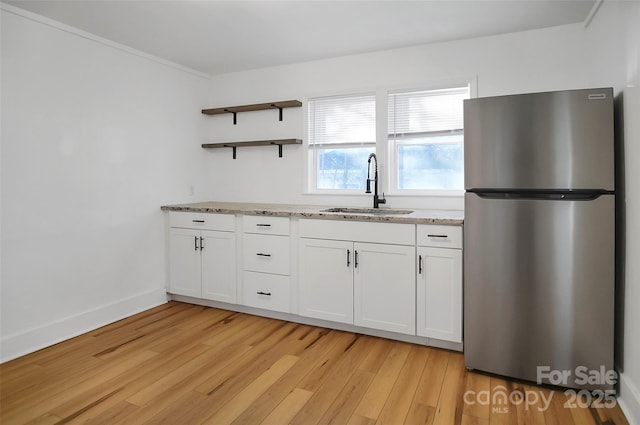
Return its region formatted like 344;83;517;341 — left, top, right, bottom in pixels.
354;243;416;335
416;246;462;342
298;238;354;324
201;230;237;303
243;271;290;313
169;228;202;298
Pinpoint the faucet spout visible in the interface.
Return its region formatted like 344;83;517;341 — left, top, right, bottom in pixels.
365;153;386;208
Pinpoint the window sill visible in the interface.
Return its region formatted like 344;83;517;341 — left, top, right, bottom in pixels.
387;190;464;198
302;189;464;198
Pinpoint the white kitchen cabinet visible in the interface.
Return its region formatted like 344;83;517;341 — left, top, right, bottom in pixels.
416;224;463;343
354;243;415;334
298;238;354;324
241;216;291;313
168;213;237;303
169;228;203;298
201;231;237;303
298;220;416;335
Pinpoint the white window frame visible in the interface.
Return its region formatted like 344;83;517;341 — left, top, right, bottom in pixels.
387;79;476;197
305;91;378;195
304;78;477;196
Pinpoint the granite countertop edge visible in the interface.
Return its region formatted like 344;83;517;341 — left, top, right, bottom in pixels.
161;202;464;225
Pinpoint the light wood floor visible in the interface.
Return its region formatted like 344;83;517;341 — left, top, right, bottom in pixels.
0;301;629;425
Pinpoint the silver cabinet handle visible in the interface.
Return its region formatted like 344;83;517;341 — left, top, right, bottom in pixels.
346;249;351;267
354;250;359;268
257;291;272;296
427;234;449;238
418;255;423;274
256;253;271;257
200;237;204;250
256;224;271;227
192;219;205;223
194;236;198;251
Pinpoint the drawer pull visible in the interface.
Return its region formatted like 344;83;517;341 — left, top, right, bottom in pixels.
192;219;205;223
427;234;449;238
256;224;271;227
257;291;272;296
256;253;272;257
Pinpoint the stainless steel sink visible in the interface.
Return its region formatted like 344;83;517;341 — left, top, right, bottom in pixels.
321;207;414;215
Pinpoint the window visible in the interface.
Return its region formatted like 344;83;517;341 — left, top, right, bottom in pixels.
389;86;470;191
306;83;472;193
308;94;375;190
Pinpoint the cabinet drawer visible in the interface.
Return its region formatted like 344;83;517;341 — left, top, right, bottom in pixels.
417;225;462;249
243;271;290;313
169;212;235;231
243;216;290;236
243;234;290;275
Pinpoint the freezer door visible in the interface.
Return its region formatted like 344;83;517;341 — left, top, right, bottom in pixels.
464;193;615;390
464;88;614;190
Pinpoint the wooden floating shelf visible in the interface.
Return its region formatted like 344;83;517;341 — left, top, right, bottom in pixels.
201;100;302;124
201;100;301;115
202;139;302;159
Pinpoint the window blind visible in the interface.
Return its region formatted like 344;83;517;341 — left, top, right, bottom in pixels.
309;94;376;146
388;87;469;137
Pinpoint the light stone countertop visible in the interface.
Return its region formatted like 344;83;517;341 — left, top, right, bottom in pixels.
161;201;464;225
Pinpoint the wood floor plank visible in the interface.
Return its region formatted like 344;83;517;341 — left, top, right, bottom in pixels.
81;400;140;425
89;344;255;424
290;336;378;425
353;342;412;420
3;349;157;424
375;345;430;425
0;301;630;425
316;369;375;425
201;354;299;425
346;414;377;425
403;402;436;425
567;393;599;425
295;332;363;392
461;413;490;425
22;413;62;425
487;377;519;425
260;388;314;425
431;352;465;425
410;347;450;409
228;328;343;425
462;370;491;420
144;321;310;424
510;383;547;425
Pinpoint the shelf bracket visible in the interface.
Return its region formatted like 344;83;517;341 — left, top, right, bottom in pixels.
224;109;237;125
271;104;284;121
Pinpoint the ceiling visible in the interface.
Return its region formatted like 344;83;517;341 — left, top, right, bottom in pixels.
5;0;597;76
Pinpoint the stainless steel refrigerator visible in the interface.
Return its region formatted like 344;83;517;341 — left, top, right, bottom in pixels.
463;88;615;391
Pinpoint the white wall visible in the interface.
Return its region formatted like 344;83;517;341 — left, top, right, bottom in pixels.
0;6;211;361
204;5;640;422
203;21;615;210
588;2;640;423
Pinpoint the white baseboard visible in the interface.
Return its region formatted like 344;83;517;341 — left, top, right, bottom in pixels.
0;288;168;363
619;372;640;425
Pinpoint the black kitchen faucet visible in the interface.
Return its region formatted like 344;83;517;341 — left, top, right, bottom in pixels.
365;153;386;208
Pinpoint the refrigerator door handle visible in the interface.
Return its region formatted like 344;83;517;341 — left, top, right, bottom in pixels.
469;190;611;201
